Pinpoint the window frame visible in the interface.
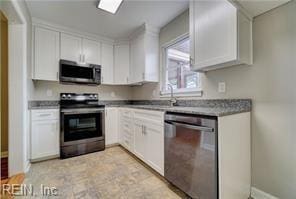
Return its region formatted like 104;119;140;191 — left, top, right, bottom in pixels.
160;33;202;97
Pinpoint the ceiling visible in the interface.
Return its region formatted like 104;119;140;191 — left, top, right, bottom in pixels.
237;0;291;17
26;0;189;40
26;0;291;40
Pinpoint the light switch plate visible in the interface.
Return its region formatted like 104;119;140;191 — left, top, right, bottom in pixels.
218;82;226;93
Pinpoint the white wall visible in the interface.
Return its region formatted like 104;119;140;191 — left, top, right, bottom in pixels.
132;3;296;198
31;81;133;101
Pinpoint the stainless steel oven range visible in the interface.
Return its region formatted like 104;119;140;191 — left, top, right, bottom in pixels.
60;93;105;159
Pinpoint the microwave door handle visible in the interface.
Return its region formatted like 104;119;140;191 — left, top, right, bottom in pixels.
166;121;214;132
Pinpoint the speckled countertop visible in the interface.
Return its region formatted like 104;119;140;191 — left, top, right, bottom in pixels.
28;99;251;117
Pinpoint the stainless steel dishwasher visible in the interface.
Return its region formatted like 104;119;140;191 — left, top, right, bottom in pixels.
164;112;218;199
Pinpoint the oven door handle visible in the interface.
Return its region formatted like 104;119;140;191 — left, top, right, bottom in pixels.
62;109;104;115
165;121;214;132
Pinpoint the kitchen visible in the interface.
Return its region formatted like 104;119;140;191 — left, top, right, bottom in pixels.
0;0;295;199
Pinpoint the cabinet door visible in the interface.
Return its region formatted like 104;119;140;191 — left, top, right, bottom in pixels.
61;33;82;63
191;0;237;69
34;27;60;81
101;43;114;84
133;120;146;160
114;44;130;84
105;108;118;145
83;38;101;65
146;124;164;175
31;120;59;159
130;34;145;83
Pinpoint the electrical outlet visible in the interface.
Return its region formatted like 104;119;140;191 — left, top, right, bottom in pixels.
218;82;226;93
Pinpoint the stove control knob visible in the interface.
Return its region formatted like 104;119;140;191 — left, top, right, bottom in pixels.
62;94;66;99
89;95;93;99
67;94;71;99
94;95;97;99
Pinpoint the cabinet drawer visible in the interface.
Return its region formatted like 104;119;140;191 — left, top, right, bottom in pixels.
133;109;164;126
31;109;59;121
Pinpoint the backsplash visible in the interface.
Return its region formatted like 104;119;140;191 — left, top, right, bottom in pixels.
31;81;133;101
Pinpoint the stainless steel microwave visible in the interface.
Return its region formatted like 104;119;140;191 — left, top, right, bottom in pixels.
59;60;101;85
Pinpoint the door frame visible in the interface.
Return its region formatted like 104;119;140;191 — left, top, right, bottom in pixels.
1;0;30;176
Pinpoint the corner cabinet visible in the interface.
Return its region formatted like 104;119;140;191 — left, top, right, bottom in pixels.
190;0;252;72
113;44;130;85
105;107;119;145
33;26;60;81
30;109;60;161
129;24;159;84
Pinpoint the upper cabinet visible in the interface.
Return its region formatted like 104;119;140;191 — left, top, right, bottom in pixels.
129;24;159;84
60;33;82;63
101;43;114;84
33;26;60;81
32;21;159;85
190;0;252;72
60;33;101;65
83;38;101;65
114;44;130;85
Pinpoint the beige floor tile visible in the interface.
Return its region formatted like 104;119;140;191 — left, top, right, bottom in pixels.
24;146;184;199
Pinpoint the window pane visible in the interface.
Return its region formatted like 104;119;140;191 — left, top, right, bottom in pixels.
165;37;199;91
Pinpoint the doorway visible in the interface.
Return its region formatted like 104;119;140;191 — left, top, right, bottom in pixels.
0;11;9;180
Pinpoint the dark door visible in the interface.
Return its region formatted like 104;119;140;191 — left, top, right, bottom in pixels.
62;112;104;146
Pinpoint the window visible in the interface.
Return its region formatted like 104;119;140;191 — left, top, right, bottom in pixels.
161;36;201;95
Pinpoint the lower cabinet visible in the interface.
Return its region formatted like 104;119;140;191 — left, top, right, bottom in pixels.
105;107;119;145
119;108;165;175
31;109;59;161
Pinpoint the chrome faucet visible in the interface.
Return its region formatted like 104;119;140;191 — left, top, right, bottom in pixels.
167;84;177;107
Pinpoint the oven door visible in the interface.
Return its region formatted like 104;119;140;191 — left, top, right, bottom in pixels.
61;109;105;146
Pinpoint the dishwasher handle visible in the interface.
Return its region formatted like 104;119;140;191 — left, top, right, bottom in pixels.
165;120;215;133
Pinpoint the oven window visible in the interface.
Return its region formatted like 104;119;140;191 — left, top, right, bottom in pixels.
64;113;102;142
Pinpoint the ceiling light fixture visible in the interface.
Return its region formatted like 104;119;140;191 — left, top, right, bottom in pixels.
97;0;123;14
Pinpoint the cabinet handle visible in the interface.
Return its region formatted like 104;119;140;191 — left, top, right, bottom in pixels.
83;54;86;63
190;57;194;67
143;126;146;135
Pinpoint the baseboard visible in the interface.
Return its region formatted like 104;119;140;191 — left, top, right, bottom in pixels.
1;151;8;158
251;187;279;199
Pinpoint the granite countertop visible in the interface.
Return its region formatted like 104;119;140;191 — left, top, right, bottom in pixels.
106;104;250;117
29;99;251;117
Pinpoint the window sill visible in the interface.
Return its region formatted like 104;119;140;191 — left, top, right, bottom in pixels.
160;90;203;98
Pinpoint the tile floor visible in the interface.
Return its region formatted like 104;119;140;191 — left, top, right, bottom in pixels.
23;146;186;199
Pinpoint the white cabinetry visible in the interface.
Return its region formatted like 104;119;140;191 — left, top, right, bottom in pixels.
118;109;134;152
129;24;159;84
190;0;252;72
82;38;101;65
101;43;114;84
119;108;164;175
114;44;130;84
33;27;60;81
105;107;118;145
31;109;59;161
61;33;82;63
60;33;101;65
